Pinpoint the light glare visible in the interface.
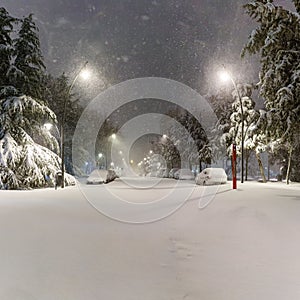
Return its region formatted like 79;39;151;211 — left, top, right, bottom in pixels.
80;69;91;80
218;70;231;83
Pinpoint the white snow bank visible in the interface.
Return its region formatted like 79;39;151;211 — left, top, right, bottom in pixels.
0;179;300;299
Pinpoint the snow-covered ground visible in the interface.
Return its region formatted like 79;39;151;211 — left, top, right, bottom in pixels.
0;178;300;300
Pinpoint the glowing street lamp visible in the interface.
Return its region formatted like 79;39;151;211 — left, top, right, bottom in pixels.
218;66;245;183
61;61;89;188
79;69;91;80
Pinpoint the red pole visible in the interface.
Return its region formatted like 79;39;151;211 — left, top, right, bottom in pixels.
232;144;237;189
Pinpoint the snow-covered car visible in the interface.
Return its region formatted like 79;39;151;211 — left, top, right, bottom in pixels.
86;169;117;184
195;168;227;185
174;169;194;180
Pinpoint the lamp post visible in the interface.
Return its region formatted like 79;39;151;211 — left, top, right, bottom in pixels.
219;66;244;183
61;61;89;188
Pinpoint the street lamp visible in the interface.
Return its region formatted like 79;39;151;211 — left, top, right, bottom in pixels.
61;61;89;188
218;66;245;183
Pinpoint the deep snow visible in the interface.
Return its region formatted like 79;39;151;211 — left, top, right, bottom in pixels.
0;178;300;300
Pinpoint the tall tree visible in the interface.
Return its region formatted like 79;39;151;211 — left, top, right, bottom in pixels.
0;7;17;87
9;13;45;99
0;10;63;189
242;0;300;183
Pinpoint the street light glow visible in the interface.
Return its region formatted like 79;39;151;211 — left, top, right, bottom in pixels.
111;133;116;139
218;70;231;83
80;69;91;80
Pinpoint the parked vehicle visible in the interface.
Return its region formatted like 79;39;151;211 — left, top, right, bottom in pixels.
195;168;227;185
174;168;195;180
86;169;118;184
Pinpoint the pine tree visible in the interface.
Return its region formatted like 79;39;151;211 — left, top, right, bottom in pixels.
0;10;66;189
9;13;45;99
242;0;300;183
0;7;17;87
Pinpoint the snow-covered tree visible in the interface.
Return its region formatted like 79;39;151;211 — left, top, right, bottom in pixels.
0;10;64;189
242;0;300;183
160;110;211;170
207;87;234;165
9;13;45;99
221;84;268;181
0;91;61;189
151;136;180;170
207;88;233;135
0;7;17;87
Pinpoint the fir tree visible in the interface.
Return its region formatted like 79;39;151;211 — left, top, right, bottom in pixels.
9;13;45;99
0;10;69;189
0;7;17;87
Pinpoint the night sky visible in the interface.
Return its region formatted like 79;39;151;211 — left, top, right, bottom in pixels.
1;0;295;98
1;0;296;164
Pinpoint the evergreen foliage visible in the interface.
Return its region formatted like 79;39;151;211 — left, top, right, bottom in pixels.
0;8;63;189
9;13;46;99
242;0;300;182
0;7;17;87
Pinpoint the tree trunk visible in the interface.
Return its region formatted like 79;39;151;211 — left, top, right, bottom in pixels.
255;152;267;183
199;159;202;172
286;146;292;185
